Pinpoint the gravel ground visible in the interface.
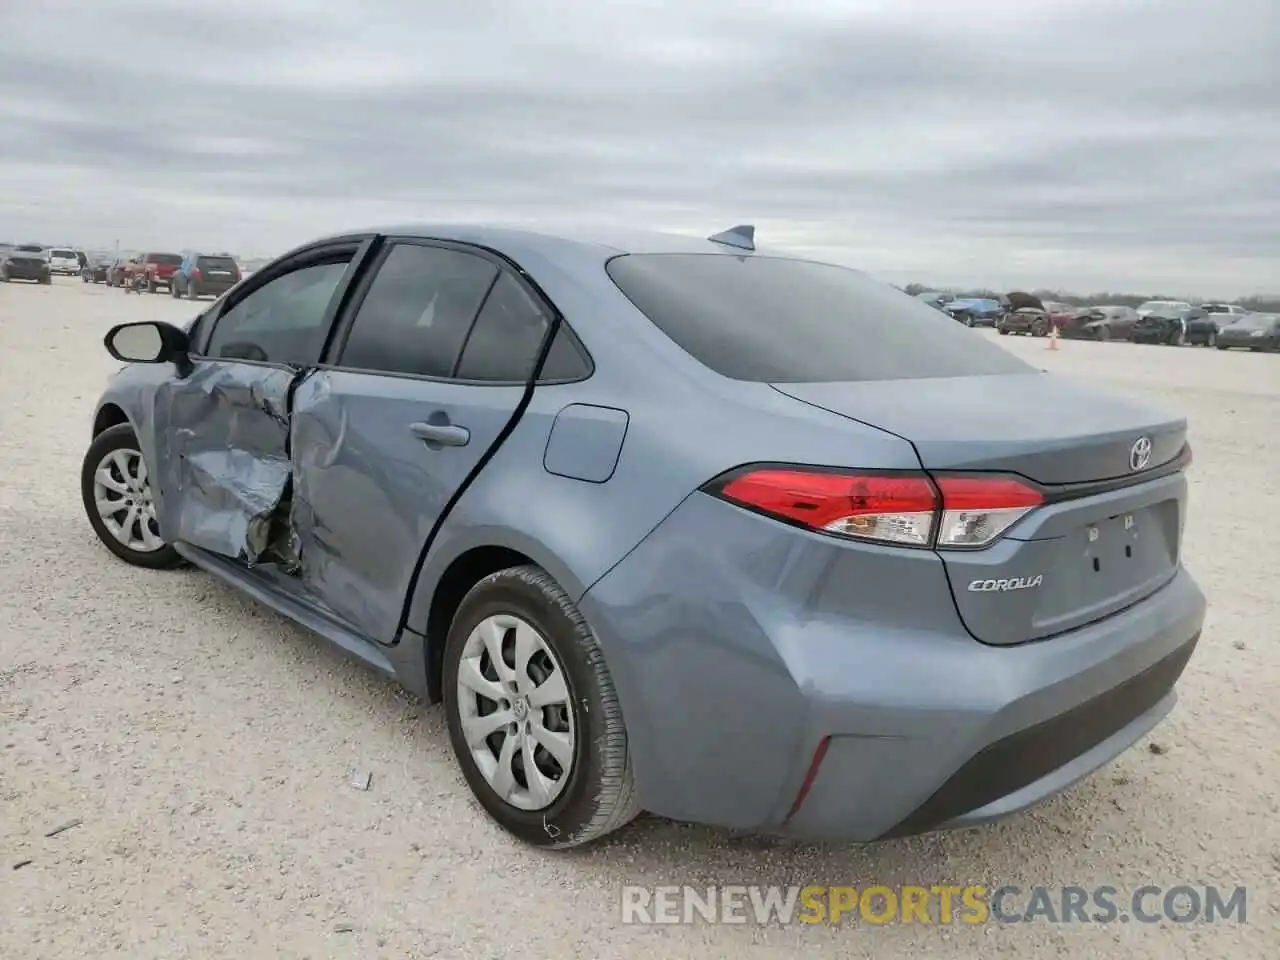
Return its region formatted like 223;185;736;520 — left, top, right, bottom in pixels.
1;278;1277;959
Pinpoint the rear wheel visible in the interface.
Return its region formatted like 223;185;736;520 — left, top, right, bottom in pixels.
80;424;185;570
1031;319;1048;337
443;565;639;848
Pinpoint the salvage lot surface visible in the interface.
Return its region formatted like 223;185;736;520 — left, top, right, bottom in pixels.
1;278;1277;959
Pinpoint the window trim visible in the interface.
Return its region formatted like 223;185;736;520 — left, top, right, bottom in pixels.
319;236;594;387
192;236;376;367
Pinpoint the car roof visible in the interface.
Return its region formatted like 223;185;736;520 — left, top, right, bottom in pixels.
309;223;796;261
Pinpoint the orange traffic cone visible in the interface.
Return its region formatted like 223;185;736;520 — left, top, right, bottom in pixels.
1047;326;1059;351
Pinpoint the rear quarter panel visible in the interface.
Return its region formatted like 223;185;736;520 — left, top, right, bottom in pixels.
403;242;924;631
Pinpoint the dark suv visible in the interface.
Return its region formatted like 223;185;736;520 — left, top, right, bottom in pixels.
1;244;52;284
170;252;242;300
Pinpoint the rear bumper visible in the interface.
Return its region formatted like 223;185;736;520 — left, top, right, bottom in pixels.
580;492;1206;840
3;264;49;280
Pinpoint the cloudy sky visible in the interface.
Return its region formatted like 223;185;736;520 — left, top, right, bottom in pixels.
1;0;1276;296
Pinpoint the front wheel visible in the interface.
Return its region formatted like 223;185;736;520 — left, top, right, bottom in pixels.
443;565;639;849
80;424;185;570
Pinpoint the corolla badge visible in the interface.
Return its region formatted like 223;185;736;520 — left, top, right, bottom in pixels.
1130;436;1153;472
968;575;1044;592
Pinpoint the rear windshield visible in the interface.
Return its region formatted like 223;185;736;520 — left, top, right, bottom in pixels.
196;256;238;271
51;249;75;258
146;253;183;265
16;245;43;253
605;254;1033;383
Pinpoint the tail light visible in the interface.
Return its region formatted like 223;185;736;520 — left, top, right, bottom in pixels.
704;466;1043;550
191;267;201;280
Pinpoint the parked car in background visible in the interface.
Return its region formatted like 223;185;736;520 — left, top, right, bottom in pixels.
1079;305;1140;341
82;255;113;283
1136;300;1191;318
1201;303;1250;319
1184;309;1220;347
1132;305;1208;346
80;223;1204;848
997;307;1051;337
1052;305;1105;339
171;252;242;300
1040;301;1079;335
1215;313;1279;352
135;252;184;293
945;297;1003;328
1;243;52;284
106;257;135;287
47;247;81;276
914;291;955;312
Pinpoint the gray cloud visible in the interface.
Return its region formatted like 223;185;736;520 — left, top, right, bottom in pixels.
1;0;1276;295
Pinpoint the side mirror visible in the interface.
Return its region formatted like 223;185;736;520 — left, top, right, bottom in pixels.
103;321;193;376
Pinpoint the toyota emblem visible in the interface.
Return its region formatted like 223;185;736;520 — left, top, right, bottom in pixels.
1129;436;1153;472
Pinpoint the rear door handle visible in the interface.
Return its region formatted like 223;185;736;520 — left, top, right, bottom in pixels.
410;421;470;447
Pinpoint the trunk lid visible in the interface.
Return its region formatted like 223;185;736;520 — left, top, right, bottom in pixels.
772;374;1189;645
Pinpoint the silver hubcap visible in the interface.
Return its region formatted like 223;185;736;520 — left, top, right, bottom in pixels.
456;614;575;811
92;448;165;552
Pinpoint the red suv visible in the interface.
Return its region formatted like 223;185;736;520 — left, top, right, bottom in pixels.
136;252;184;293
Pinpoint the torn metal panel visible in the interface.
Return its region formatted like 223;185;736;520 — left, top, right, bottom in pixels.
153;362;306;565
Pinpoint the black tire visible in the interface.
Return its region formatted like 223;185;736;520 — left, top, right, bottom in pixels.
1216;344;1227;350
442;565;639;849
80;424;185;570
998;327;1009;335
82;273;89;283
964;315;975;327
39;276;51;285
1031;319;1048;338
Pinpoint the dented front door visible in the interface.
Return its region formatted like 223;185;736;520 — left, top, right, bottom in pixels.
152;360;304;564
149;243;370;566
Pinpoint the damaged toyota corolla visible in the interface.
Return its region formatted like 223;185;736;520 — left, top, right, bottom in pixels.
81;224;1207;848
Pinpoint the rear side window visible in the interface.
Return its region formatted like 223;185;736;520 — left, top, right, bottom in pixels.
338;243;498;378
605;254;1033;382
454;272;551;382
146;253;183;265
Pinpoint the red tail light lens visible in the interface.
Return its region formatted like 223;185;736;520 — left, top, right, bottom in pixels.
191;267;201;280
712;468;939;547
706;467;1043;550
